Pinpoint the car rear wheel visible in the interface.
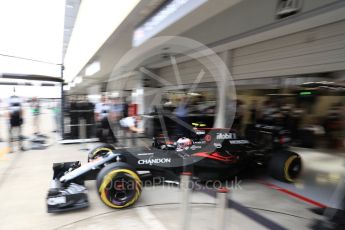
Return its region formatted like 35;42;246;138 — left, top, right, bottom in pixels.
269;151;302;183
88;144;115;161
96;162;142;209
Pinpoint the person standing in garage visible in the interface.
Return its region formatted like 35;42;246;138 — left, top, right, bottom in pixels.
249;100;258;124
174;97;190;137
233;100;244;134
94;95;116;143
31;97;40;135
108;96;123;140
7;90;25;152
323;103;344;149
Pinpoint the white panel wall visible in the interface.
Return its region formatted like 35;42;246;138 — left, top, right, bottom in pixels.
182;0;339;46
232;20;345;79
157;56;223;86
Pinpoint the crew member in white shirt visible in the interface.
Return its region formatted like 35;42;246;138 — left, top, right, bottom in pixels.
94;95;116;143
119;115;143;146
120;115;144;133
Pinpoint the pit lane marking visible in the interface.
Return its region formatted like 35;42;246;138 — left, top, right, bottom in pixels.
257;180;327;208
136;207;168;230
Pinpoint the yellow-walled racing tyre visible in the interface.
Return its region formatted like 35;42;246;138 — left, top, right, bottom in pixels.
269;151;302;183
88;144;115;162
96;162;142;209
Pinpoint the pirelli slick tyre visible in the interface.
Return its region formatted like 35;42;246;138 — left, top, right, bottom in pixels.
269;151;302;183
88;144;115;162
96;162;142;209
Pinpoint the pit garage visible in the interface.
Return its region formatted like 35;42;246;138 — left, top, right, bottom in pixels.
0;0;345;229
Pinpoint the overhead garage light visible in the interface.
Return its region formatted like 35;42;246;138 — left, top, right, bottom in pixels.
74;76;83;84
32;81;41;86
87;94;101;101
63;85;70;91
111;91;120;97
70;81;76;87
133;0;207;46
85;61;100;76
187;92;201;96
136;88;143;95
299;91;312;96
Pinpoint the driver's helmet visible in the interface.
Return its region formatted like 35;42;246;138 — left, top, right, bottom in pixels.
176;137;193;151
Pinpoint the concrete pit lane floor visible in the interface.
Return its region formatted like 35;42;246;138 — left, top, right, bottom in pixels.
1;142;339;230
0;111;343;229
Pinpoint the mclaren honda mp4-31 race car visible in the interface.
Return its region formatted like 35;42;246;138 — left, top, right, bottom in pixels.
46;126;302;213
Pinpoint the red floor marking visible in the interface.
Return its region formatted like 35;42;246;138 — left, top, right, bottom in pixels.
257;180;327;208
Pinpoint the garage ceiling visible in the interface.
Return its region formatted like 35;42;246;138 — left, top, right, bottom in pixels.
69;0;242;93
69;0;345;94
63;0;81;59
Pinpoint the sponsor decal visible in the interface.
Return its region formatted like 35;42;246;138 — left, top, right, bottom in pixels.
138;157;172;165
216;133;237;140
229;140;249;144
193;140;206;145
178;145;201;151
47;196;66;205
192;152;237;163
190;145;202;150
137;152;154;156
196;130;205;135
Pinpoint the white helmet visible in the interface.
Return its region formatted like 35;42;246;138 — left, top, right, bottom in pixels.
176;137;193;151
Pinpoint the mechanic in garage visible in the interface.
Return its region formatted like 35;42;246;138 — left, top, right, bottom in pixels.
30;97;40;135
174;97;190;137
95;95;116;143
119;115;144;146
120;115;144;133
108;96;123;138
7;91;25;152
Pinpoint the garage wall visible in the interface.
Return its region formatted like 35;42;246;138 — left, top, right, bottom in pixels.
313;96;344;116
157;56;226;86
157;20;345;83
182;0;339;46
232;20;345;79
236;94;268;125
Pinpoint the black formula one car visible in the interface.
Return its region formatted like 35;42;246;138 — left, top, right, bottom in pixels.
47;125;302;213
